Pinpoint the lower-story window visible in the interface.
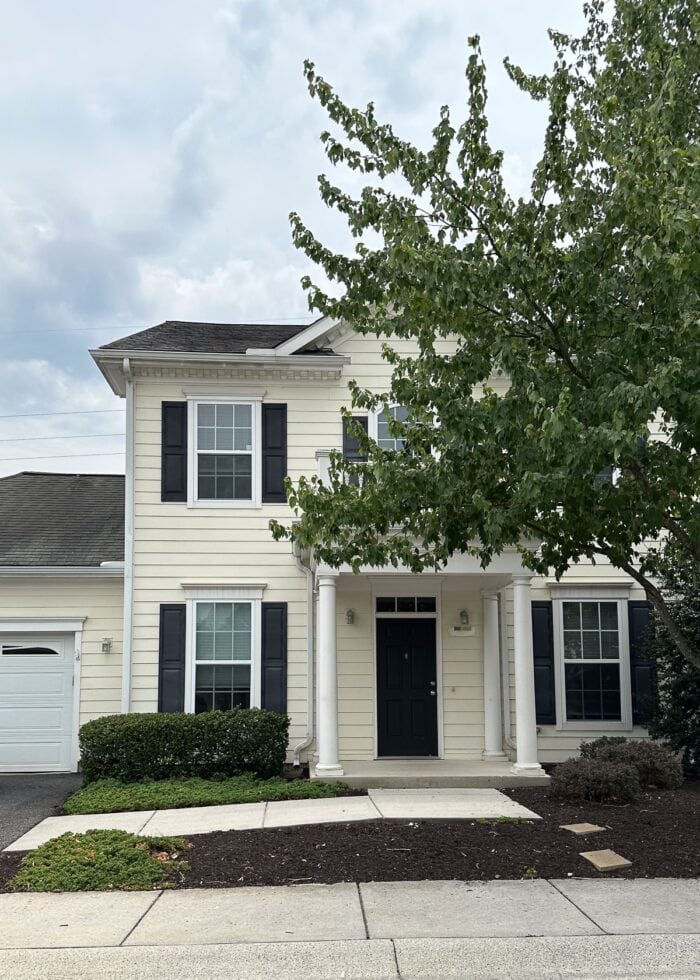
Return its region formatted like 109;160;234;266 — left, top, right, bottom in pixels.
194;601;252;712
561;600;623;722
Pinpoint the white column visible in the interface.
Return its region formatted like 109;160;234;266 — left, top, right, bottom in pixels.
315;573;344;777
511;575;546;775
482;592;506;759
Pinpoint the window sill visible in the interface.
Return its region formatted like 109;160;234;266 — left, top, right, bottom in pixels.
187;499;261;510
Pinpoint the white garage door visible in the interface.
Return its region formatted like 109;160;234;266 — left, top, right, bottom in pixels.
0;634;75;772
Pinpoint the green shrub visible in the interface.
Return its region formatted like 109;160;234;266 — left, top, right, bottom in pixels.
64;774;349;814
79;710;289;784
10;830;188;892
579;736;628;759
579;737;683;790
551;757;641;803
645;546;700;778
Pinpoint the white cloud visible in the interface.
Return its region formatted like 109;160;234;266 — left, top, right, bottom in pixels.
0;0;586;474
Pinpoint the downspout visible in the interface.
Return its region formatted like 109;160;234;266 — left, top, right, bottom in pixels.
121;357;134;713
499;587;517;753
292;542;314;766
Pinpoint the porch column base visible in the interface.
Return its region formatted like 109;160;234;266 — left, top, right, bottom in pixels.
510;761;547;776
482;750;507;760
314;763;345;778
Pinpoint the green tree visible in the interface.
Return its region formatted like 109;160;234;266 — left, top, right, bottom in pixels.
647;545;700;774
272;0;700;665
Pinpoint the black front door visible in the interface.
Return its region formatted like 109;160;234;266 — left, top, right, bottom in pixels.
377;618;438;757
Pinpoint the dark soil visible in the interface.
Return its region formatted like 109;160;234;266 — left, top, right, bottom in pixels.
1;784;696;891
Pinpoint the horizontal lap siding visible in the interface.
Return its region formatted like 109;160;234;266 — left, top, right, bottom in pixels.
0;575;124;725
441;591;484;759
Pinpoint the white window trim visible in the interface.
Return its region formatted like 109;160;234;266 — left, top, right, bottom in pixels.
187;396;263;508
553;595;633;731
185;596;262;713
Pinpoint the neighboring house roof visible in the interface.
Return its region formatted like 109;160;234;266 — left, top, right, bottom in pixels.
0;472;125;567
99;320;324;355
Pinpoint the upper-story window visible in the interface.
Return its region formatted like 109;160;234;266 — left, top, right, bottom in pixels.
376;405;409;452
196;403;254;501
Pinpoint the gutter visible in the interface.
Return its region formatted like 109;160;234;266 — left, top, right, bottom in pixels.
292;542;315;766
0;565;124;577
121;357;135;713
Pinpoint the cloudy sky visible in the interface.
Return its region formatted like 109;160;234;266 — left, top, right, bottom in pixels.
0;0;585;477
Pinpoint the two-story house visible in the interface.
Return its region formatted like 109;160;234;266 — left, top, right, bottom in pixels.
0;318;655;780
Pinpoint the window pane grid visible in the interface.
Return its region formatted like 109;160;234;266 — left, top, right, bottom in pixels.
562;600;622;723
195;602;252;714
196;402;254;501
377;405;408;452
562;601;620;661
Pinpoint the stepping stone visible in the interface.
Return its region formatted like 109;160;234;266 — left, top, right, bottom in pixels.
580;848;632;872
560;822;607;835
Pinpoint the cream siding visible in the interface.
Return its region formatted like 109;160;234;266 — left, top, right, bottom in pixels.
126;327;648;766
0;574;124;725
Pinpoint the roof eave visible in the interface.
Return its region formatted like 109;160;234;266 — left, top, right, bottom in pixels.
0;565;124;577
91;348;350;396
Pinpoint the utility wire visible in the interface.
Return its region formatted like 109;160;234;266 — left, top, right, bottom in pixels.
0;432;124;444
1;316;314;337
0;452;124;461
0;409;124;419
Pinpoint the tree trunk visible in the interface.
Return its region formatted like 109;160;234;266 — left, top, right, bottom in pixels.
618;560;700;670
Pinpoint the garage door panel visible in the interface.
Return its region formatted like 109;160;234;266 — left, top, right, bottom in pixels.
0;740;69;769
0;703;72;732
0;633;75;772
0;670;72;697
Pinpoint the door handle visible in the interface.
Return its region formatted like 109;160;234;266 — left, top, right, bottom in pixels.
429;690;436;696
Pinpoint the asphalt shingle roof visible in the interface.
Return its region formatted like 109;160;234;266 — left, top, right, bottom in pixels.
100;320;314;354
0;472;124;567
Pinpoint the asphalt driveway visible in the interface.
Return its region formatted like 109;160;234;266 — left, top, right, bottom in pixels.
0;774;82;849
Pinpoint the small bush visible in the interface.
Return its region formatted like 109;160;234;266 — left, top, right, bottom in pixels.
79;710;289;784
579;737;683;790
10;830;188;892
579;736;628;760
64;774;349;815
551;758;641;803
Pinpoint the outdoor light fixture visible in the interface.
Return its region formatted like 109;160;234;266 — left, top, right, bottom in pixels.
101;637;113;654
459;609;470;626
345;609;355;625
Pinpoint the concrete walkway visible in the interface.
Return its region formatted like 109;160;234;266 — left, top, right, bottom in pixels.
4;788;540;851
0;878;697;978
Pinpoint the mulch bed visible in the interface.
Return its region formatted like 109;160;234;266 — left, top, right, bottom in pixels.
1;784;697;891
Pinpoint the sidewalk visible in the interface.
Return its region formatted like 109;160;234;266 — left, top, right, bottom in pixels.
0;878;698;978
4;788;540;851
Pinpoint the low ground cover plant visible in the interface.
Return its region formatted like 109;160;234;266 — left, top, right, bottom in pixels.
552;737;683;802
64;774;350;815
79;709;289;783
10;830;188;892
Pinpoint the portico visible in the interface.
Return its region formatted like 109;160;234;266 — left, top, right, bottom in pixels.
309;549;548;786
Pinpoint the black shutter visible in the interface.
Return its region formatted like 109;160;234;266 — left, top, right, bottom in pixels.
629;600;656;725
261;602;287;713
532;600;556;724
161;402;187;502
262;404;287;503
342;415;369;461
158;604;186;712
